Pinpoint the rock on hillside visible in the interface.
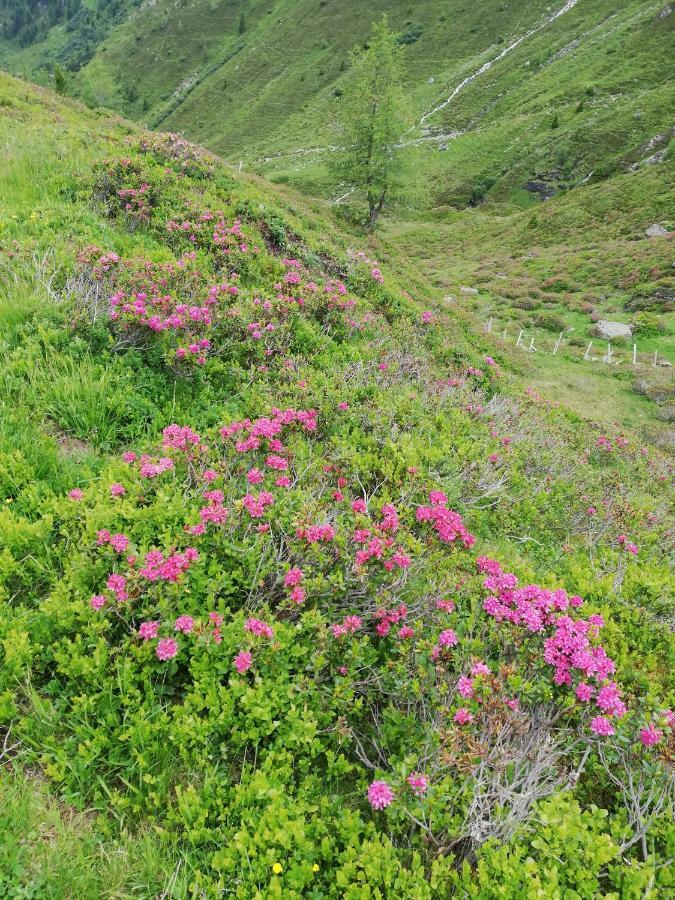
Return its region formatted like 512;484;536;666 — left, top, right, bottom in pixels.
596;321;632;339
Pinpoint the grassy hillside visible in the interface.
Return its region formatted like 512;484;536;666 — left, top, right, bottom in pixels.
0;73;673;897
3;0;672;407
383;163;675;440
2;1;673;210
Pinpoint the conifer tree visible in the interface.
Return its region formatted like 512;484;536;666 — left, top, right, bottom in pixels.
330;17;411;229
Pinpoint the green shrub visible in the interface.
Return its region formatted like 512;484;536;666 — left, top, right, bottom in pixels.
397;24;423;45
532;311;567;331
631;312;664;336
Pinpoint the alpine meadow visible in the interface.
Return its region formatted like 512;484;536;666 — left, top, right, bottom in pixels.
0;2;673;898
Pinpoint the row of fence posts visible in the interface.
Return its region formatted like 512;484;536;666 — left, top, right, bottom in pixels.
483;318;662;367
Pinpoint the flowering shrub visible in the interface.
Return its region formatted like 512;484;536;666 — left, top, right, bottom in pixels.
135;131;216;180
92;156;161;228
1;118;672;898
73;234;369;371
16;395;668;895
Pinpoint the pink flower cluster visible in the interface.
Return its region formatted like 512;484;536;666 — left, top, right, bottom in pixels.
331;615;362;638
139;547;198;582
234;650;253;673
244;617;274;639
283;566;305;604
616;534;638;555
242;491;275;519
198;490;229;529
639;724;663;747
407;773;428;795
138;620;159;641
220;408;317;451
80;247;223;365
479;557;625;735
349;502;413;571
174;615;195;634
105;573;128;602
367;780;393;810
416;491;475;548
165;213;255;260
373;604;408;638
431;627;458;661
97;530;129;553
122;451;174;479
156;638;178;661
298;523;336;543
117;182;150;221
162;424;203;452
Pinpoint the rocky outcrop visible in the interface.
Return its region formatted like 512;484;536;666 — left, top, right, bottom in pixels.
596;321;632;339
645;223;668;237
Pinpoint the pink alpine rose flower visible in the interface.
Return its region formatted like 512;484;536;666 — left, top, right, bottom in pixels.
639;724;663;747
174;615;195;634
407;773;428;795
139;621;160;641
234;650;253;673
156;638;178;660
367;780;394;810
590;716;615;737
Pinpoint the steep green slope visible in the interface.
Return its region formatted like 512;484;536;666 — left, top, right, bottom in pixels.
1;73;673;897
2;1;673;209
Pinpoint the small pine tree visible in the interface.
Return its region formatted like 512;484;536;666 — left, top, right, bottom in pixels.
54;64;67;95
329;16;411;229
238;11;246;34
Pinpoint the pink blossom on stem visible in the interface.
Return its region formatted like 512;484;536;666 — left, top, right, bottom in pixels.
639;724;663;747
156;637;178;660
234;650;253;673
367;780;394;810
407;773;428;795
438;629;458;648
174;615;195;634
457;676;474;699
139;621;160;641
590;716;615;737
